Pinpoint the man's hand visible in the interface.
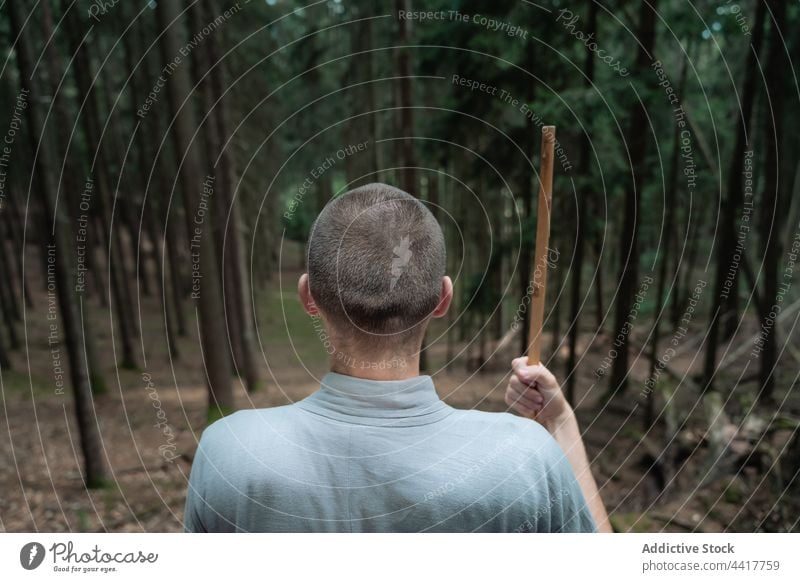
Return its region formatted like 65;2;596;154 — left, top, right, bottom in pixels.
506;357;571;426
507;357;613;532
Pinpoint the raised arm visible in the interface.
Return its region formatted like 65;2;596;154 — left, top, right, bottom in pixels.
506;357;612;532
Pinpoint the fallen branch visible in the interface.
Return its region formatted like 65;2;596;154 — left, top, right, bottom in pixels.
718;297;800;368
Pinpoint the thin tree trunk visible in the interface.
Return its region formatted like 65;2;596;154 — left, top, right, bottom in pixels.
61;0;138;370
43;0;107;394
492;193;504;341
395;0;417;194
165;211;188;337
188;0;238;378
0;253;20;349
203;0;260;391
519;37;536;356
364;17;380;180
123;6;179;358
317;173;333;214
6;192;35;308
396;0;424;369
100;67;149;315
8;0;108;487
0;217;22;323
134;12;188;340
83;208;108;305
565;194;586;405
565;0;598;403
757;0;787;403
672;206;702;329
702;0;767;392
647;54;688;427
0;307;9;368
156;0;234;419
95;31;151;306
593;241;605;331
609;0;658;399
444;168;456;369
0;222;21;325
0;226;12;372
550;231;563;358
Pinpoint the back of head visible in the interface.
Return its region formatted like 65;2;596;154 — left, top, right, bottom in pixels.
307;183;445;349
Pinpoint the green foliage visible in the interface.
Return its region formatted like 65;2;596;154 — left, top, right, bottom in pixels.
206;404;236;426
723;479;744;504
76;509;90;532
3;370;39;395
90;373;108;397
281;194;316;242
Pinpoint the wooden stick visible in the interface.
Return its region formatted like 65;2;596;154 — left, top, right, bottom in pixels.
527;126;556;365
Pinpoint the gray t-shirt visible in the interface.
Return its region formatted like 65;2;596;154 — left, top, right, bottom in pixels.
184;373;596;532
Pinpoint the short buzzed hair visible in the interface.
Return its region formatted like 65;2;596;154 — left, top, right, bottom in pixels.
307;183;445;345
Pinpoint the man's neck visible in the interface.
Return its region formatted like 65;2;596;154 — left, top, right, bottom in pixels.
329;352;421;380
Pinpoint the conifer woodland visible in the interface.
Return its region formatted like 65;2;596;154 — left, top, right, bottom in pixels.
0;0;798;532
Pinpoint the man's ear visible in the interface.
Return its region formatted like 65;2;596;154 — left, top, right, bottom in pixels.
298;274;319;316
432;276;453;318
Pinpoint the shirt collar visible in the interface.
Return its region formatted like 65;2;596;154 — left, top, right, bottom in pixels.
297;372;453;426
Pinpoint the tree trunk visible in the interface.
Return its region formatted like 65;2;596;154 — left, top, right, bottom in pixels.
188;0;238;378
122;5;179;358
61;0;138;370
549;230;563;358
492;192;505;341
364;17;380;180
565;0;597;402
156;0;235;419
135;12;188;340
672;204;702;329
757;0;787;403
0;239;11;365
8;0;108;487
519;36;537;356
609;0;658;398
566;198;585;402
396;0;424;369
647;54;688;427
0;304;9;368
0;247;20;349
43;0;107;395
702;0;767;392
5;192;35;308
444;169;456;369
203;0;260;392
165;209;189;337
0;221;21;325
593;242;605;331
395;0;417;194
98;59;149;315
347;6;379;183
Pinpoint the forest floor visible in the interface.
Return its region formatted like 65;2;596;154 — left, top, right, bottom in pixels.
1;253;797;532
